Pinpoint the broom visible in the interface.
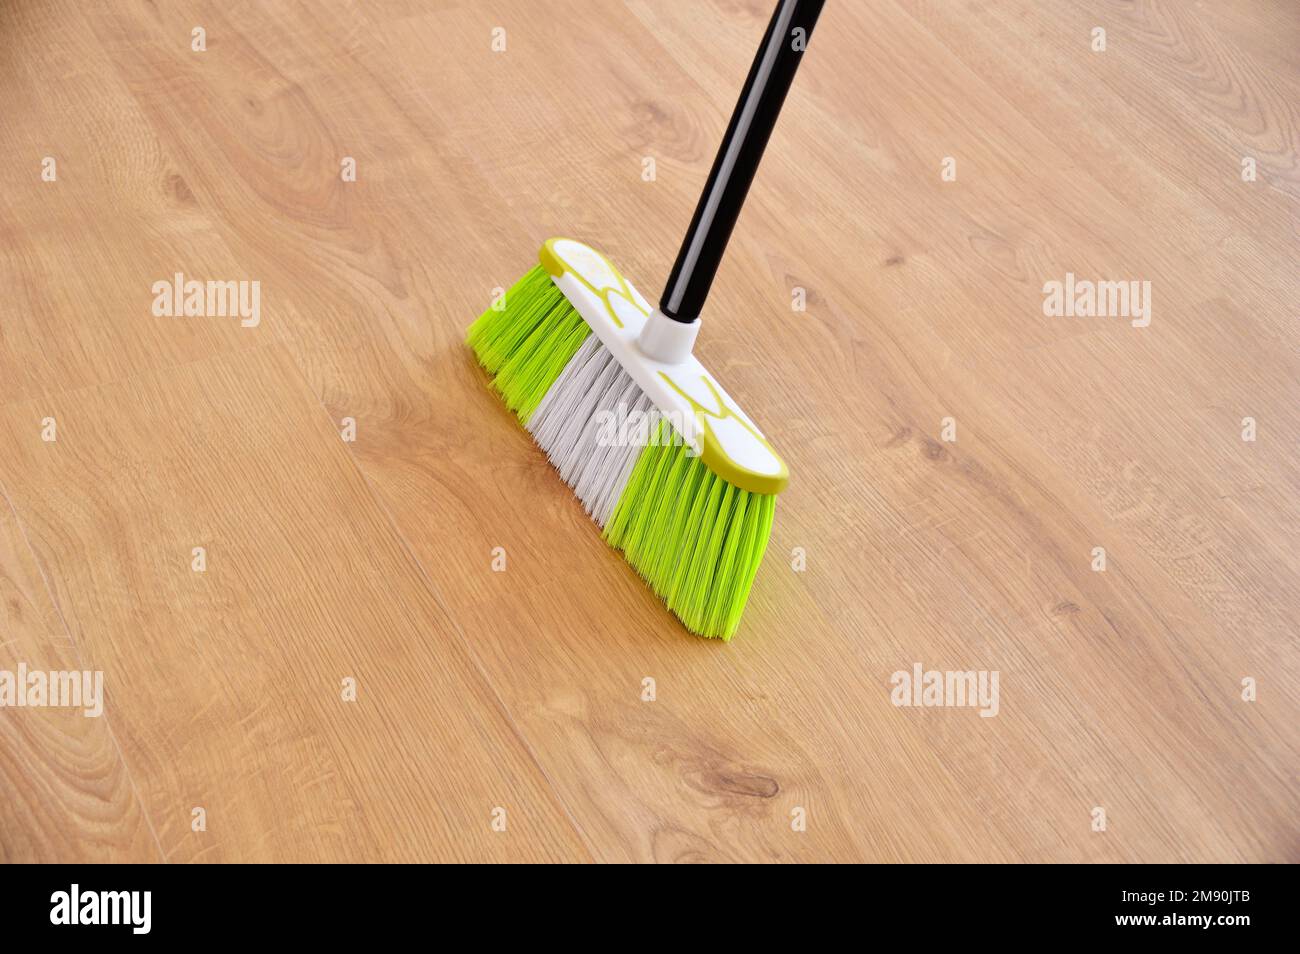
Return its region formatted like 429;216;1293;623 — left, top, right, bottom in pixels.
467;0;824;639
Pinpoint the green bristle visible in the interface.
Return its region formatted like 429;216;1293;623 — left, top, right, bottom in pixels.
466;265;592;422
468;271;776;639
604;421;776;640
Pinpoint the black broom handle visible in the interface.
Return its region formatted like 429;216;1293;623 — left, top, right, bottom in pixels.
658;0;825;324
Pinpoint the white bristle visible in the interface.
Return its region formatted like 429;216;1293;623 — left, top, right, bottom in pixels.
528;337;652;528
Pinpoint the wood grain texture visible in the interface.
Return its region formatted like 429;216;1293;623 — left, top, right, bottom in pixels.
0;499;161;862
0;0;1296;862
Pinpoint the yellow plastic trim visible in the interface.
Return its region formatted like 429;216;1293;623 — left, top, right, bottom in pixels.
540;237;648;330
660;373;789;495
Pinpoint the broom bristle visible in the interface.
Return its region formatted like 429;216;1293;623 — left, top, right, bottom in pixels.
603;420;775;639
467;268;775;640
466;266;591;421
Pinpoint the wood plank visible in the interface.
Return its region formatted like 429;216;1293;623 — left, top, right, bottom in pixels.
0;345;589;861
0;0;259;407
0;497;161;861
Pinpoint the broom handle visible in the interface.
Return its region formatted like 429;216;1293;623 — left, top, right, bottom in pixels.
658;0;825;324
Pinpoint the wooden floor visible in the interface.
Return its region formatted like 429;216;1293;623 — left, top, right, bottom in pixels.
1;0;1296;863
